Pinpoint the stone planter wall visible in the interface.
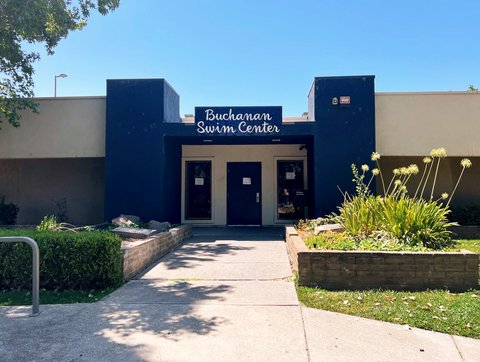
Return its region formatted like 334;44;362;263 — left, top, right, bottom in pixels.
122;224;192;281
285;226;479;292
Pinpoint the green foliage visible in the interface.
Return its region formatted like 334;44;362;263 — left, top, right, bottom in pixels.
36;214;103;232
36;215;59;231
305;231;430;251
0;229;122;290
0;196;19;225
305;232;355;250
0;0;119;128
379;196;455;249
351;164;371;197
331;148;471;250
467;85;479;92
337;195;456;250
295;217;333;233
336;195;381;238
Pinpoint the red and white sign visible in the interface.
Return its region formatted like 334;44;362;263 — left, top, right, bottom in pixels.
339;96;350;105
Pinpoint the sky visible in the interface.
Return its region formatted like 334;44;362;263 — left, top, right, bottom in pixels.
29;0;480;116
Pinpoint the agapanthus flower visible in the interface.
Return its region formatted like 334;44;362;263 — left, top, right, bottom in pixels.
461;158;472;169
371;152;381;161
437;147;447;158
361;164;369;172
408;164;419;175
394;179;402;186
430;148;447;158
441;193;449;200
423;157;432;164
372;168;380;176
393;169;400;175
400;167;408;175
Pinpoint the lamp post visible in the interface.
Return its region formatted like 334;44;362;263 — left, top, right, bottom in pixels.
54;73;68;97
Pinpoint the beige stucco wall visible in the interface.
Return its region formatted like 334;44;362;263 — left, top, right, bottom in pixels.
181;144;307;226
377;156;480;206
0;158;104;225
2;92;479;159
376;92;480;157
0;97;106;159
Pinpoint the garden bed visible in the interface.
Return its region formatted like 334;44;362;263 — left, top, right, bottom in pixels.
122;224;192;281
286;226;479;291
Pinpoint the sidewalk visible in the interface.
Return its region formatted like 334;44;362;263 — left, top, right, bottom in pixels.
1;227;479;361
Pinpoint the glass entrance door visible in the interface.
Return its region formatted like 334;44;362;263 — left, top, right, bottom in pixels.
277;160;305;220
185;161;212;220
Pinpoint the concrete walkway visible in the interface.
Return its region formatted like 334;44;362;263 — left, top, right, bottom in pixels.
1;227;479;361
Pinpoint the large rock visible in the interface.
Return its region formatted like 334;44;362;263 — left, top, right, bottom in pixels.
112;214;140;227
148;220;171;232
314;223;343;235
112;227;158;239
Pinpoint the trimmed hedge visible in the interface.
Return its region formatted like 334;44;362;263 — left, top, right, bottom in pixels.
0;230;122;291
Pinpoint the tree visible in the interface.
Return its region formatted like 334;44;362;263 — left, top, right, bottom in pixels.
467;85;479;92
0;0;119;129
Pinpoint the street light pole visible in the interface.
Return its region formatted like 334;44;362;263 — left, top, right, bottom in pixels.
54;73;68;97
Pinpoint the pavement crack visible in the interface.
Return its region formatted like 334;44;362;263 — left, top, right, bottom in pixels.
299;306;312;362
450;335;464;361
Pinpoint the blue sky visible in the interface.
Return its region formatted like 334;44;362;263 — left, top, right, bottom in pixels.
30;0;480;116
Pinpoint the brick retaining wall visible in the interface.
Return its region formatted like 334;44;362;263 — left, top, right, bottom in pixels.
285;227;479;291
122;224;192;281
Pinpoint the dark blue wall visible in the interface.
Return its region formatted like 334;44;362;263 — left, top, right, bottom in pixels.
105;79;181;222
312;76;376;216
104;76;375;223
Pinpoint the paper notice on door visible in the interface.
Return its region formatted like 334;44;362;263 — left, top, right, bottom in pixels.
286;172;296;180
242;177;251;185
195;177;204;186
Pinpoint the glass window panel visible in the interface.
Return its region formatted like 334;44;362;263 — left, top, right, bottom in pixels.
185;161;212;220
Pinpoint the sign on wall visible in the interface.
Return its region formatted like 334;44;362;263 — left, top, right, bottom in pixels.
194;106;282;136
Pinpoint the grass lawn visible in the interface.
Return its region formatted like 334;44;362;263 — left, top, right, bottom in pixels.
297;287;480;339
0;288;114;307
296;239;480;339
455;239;480;253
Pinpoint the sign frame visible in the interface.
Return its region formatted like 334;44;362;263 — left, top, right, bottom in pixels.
194;106;282;136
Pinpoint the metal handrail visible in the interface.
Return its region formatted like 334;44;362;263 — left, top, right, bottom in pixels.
0;237;40;316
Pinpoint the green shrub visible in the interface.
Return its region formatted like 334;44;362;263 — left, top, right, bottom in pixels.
336;195;382;238
36;215;58;231
332;148;469;250
305;232;355;250
0;230;122;291
0;196;19;225
379;196;455;249
337;195;456;250
305;231;430;251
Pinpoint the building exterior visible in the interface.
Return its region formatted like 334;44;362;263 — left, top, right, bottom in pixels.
0;76;479;226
